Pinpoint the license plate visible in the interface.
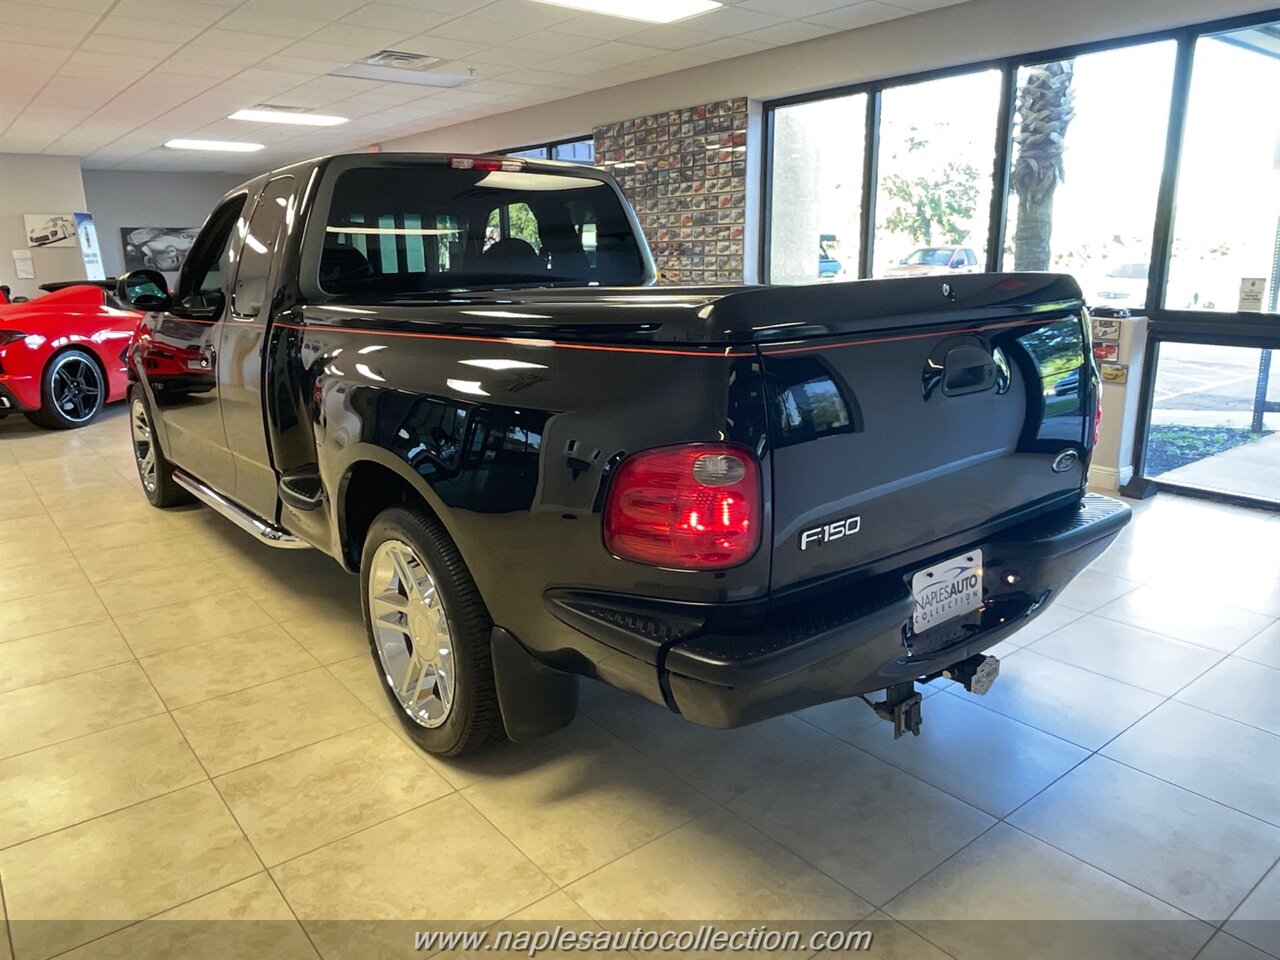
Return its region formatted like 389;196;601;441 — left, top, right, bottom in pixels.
911;549;983;632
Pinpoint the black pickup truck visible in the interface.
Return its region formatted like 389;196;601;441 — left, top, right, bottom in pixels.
118;153;1130;756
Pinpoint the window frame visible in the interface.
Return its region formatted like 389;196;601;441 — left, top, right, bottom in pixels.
500;135;595;164
760;9;1280;509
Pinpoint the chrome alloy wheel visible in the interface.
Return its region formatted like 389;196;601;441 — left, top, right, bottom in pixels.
368;539;456;728
130;397;157;494
50;354;102;423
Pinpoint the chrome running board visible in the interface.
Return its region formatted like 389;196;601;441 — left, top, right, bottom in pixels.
173;470;310;550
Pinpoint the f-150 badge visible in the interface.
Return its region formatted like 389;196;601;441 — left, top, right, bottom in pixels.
800;515;861;550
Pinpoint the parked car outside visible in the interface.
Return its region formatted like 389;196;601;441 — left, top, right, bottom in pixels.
885;246;980;277
115;152;1128;757
818;248;843;278
0;283;140;428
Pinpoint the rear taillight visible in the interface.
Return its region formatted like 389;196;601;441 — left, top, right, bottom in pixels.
604;443;761;570
1094;384;1103;445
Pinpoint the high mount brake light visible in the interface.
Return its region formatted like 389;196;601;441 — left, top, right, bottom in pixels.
603;443;761;570
447;156;525;172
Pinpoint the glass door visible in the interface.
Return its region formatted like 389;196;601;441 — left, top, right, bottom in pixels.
1130;19;1280;507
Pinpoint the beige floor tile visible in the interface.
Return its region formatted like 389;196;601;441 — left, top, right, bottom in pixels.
0;561;90;604
93;564;244;618
215;724;451;866
794;683;947;743
0;782;262;959
0;516;58;546
1224;862;1280;958
0;584;108;643
463;720;710;886
1054;569;1141;613
1235;621;1280;669
1029;613;1224;696
1010;755;1280;922
18;455;128;491
1095;585;1275;653
0;534;72;572
1197;931;1275;960
63;514;196;557
582;681;840;804
58;874;318;960
565;811;873;923
853;913;950;959
944;648;1163;750
112;588;270;656
0;620;132;693
272;794;555;957
1102;700;1280;825
326;655;394;720
885;824;1211;959
0;493;44;523
280;613;369;665
727;741;994;906
1175;656;1280;735
378;717;493;791
140;623;319;709
0;662;165;759
852;692;1088;817
1000;602;1085;647
172;668;376;775
74;535;217;585
0;715;206;848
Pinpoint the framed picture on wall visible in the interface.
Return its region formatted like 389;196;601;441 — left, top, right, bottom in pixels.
24;214;77;248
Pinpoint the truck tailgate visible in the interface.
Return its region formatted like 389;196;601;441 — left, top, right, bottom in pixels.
760;305;1091;593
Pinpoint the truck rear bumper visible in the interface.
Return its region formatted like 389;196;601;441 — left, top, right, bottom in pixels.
547;493;1130;728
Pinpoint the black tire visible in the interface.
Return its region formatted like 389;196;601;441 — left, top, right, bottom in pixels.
25;348;105;429
361;505;504;757
128;385;192;508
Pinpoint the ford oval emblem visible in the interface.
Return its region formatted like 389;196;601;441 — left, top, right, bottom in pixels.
1052;449;1079;473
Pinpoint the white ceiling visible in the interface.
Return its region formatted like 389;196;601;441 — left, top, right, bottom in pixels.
0;0;966;173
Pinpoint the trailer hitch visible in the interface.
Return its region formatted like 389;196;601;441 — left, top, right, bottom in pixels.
864;682;923;739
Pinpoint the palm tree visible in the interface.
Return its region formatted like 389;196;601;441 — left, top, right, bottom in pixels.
1011;61;1076;270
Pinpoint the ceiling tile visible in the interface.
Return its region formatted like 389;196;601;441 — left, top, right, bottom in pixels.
109;0;230;27
683;5;782;36
427;14;537;45
739;20;836;45
738;0;855;16
340;3;455;33
216;8;324;39
398;33;490;60
94;14;208;43
804;0;909;30
80;33;183;59
0;24;90;49
684;35;770;59
468;0;579;30
187;29;297;55
586;41;668;65
463;45;555;69
621;24;722;51
540;13;643;41
510;29;601;55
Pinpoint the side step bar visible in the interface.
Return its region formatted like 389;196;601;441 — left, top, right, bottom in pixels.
173;470;310;550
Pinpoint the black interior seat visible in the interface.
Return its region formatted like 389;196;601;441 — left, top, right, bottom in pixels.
480;237;543;275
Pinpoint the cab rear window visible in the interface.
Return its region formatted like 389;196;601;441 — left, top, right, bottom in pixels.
319;164;645;295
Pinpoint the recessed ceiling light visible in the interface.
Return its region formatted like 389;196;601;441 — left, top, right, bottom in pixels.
230;108;348;126
165;139;265;152
531;0;721;23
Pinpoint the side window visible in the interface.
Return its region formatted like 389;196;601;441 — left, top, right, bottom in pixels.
233;176;296;317
177;194;247;310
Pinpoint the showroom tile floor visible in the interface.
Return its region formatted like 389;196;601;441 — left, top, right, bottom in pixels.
0;406;1277;960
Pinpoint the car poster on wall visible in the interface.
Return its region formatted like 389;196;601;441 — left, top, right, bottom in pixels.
24;213;77;248
120;226;198;281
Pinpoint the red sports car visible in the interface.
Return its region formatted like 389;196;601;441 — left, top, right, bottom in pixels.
0;283;141;429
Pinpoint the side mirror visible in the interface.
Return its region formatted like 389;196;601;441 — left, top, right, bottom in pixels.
898;257;908;265
117;270;171;311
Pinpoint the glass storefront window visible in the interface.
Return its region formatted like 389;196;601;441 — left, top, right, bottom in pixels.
1005;42;1177;310
1144;343;1279;502
1166;22;1280;313
767;93;866;285
872;69;1001;278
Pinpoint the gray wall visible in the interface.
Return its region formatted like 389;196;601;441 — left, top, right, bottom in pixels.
82;170;244;279
0;154;88;300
